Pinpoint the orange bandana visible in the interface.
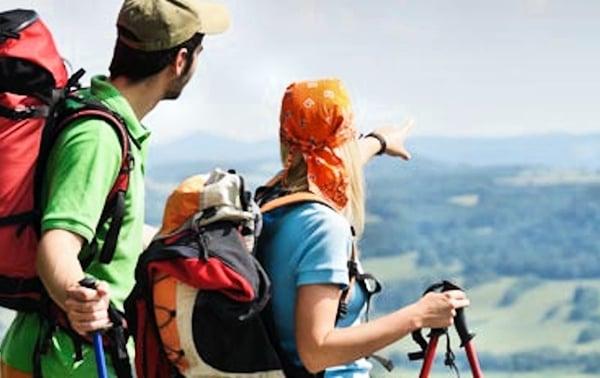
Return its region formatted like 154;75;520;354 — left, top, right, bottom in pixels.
280;79;357;210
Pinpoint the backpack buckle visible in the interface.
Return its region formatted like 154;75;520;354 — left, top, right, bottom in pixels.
0;30;19;41
121;153;135;173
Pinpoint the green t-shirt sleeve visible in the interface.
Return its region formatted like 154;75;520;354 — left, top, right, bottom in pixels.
41;119;122;242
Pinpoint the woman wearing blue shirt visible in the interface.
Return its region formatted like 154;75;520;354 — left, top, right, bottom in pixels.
257;79;470;377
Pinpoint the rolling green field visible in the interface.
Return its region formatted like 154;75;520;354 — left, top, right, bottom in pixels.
363;253;600;376
374;370;598;378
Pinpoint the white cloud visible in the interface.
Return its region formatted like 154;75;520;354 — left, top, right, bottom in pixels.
5;0;600;142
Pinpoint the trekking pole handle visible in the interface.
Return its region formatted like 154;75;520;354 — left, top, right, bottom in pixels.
436;281;475;347
454;307;475;347
78;277;109;378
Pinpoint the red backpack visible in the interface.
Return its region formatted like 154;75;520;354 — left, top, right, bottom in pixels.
0;9;131;312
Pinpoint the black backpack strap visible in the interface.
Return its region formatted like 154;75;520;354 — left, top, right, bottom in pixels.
0;211;37;229
0;211;37;240
32;311;56;378
106;306;134;378
337;226;383;322
0;104;49;119
337;227;394;372
335;227;357;323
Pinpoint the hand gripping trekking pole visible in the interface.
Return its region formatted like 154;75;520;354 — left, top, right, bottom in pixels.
78;277;109;378
408;280;484;378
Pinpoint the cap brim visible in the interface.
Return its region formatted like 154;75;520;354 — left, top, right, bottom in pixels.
197;2;230;35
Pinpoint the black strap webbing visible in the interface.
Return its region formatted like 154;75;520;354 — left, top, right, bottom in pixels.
82;190;126;269
107;307;133;378
99;191;126;264
0;104;49;120
444;332;460;378
0;211;36;227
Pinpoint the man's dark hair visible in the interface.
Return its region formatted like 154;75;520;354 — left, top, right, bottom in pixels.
109;31;204;82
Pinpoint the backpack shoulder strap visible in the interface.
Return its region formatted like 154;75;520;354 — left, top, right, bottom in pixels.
257;173;334;214
259;191;329;213
37;96;133;266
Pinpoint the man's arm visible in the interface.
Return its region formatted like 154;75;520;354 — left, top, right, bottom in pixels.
36;229;111;335
36;229;85;308
37;118;122;335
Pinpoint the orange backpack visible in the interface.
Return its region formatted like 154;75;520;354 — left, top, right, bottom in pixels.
125;169;285;378
125;169;390;378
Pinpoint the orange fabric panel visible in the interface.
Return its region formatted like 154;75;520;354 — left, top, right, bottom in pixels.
152;273;189;372
0;361;32;378
158;175;205;237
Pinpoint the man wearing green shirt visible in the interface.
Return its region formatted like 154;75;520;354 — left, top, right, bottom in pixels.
0;1;229;376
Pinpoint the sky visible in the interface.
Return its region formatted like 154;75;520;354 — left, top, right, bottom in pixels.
4;0;600;144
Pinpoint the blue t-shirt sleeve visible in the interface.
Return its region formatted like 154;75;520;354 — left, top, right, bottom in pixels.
293;206;352;288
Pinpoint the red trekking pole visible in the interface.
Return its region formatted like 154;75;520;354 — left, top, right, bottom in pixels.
408;281;484;378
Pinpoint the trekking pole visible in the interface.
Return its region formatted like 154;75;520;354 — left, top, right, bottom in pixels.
418;329;441;378
409;281;485;378
79;277;109;378
454;307;483;378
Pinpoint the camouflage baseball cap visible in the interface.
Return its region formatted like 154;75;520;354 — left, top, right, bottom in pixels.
117;0;230;52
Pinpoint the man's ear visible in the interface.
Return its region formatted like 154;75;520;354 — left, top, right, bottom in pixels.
173;47;189;77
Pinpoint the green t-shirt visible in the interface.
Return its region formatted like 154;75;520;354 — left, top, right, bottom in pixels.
0;76;150;376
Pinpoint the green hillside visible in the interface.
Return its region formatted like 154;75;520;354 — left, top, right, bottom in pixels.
363;253;600;375
361;158;600;280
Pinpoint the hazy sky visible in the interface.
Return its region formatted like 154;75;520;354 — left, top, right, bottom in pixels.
5;0;600;144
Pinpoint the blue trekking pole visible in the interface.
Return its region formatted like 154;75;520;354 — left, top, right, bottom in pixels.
79;277;109;378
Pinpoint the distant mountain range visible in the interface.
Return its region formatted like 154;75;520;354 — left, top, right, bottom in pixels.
149;132;600;170
409;133;600;170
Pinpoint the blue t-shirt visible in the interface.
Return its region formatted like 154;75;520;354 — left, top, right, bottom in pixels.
258;202;372;377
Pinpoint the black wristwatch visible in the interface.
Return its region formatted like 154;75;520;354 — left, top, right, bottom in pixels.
365;132;387;155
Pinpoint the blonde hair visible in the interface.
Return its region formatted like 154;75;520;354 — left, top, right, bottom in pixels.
280;140;365;236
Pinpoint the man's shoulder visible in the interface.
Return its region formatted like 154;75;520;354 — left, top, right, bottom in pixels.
56;93;124;149
47;100;124;173
55;115;122;150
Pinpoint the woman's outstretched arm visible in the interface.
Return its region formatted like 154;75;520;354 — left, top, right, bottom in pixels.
359;119;415;165
295;283;469;373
